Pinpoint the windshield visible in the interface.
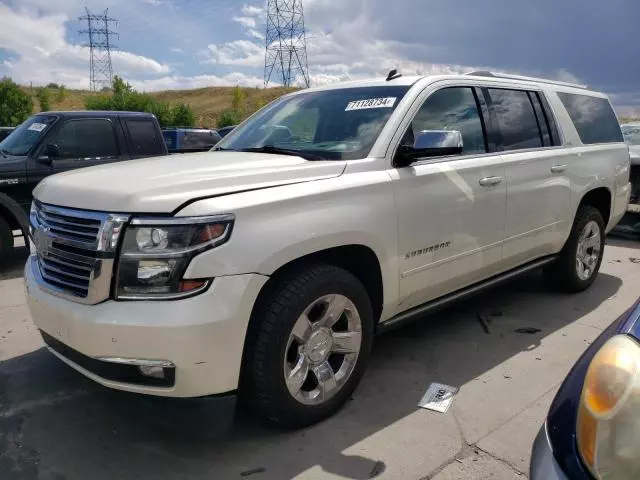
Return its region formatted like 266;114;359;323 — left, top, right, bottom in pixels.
217;86;410;160
622;125;640;145
0;115;57;156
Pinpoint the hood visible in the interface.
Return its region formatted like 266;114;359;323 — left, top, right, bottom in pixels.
33;151;346;213
629;145;640;166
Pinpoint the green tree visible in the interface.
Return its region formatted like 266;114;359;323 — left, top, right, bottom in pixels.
171;103;195;127
0;77;33;126
35;87;51;112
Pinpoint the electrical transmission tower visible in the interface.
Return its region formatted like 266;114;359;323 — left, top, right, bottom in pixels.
264;0;310;88
79;8;118;91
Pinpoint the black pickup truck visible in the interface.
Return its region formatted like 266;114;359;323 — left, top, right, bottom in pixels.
0;111;167;257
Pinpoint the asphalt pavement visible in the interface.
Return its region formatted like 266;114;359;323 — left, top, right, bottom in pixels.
1;238;639;480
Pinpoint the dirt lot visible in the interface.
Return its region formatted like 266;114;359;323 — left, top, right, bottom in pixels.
1;239;639;480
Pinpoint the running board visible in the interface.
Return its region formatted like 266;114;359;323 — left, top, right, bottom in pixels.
378;255;557;333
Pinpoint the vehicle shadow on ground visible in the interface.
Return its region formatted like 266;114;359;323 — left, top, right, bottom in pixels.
0;271;622;480
0;246;28;281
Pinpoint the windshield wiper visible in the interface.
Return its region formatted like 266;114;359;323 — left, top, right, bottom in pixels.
240;145;325;161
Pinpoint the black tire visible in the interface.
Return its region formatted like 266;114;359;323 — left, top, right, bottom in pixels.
545;206;605;293
242;264;374;428
0;215;14;259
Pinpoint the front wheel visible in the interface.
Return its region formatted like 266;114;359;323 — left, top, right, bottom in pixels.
0;215;14;260
242;264;374;428
545;206;605;292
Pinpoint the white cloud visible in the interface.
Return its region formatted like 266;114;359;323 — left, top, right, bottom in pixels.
233;16;257;29
140;0;166;5
247;29;265;40
203;40;264;68
241;5;263;16
170;47;183;53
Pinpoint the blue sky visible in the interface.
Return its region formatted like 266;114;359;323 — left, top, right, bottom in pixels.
0;0;638;115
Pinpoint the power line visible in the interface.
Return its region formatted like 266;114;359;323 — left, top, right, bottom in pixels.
79;7;118;91
264;0;310;88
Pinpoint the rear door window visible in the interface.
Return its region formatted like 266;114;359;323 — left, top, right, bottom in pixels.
486;89;543;151
54;119;119;159
529;92;552;147
123;118;165;156
557;92;623;145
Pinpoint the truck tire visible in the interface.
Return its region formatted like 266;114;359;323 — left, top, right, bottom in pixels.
0;215;14;259
545;206;605;293
242;264;374;428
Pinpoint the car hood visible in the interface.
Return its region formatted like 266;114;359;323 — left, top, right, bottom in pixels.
629;145;640;166
33;151;346;213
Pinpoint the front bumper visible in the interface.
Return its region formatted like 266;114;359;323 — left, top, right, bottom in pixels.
25;255;268;397
530;423;568;480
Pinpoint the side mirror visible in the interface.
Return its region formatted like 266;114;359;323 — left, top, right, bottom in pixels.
395;130;463;167
38;144;59;164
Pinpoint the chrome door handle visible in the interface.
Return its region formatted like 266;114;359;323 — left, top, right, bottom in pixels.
479;176;503;187
550;165;567;173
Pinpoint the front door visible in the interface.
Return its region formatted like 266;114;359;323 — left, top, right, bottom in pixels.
35;118;124;177
390;86;507;311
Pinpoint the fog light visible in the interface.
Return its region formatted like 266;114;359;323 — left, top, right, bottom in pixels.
138;365;165;379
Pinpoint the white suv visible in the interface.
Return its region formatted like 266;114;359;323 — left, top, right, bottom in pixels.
25;71;631;427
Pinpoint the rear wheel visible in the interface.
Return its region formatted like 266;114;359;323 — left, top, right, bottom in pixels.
242;264;374;428
545;206;605;292
0;216;14;259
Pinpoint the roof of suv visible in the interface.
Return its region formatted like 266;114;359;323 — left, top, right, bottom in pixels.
37;111;156;118
301;71;600;96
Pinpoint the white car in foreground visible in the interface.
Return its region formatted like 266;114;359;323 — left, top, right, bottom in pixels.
26;71;630;427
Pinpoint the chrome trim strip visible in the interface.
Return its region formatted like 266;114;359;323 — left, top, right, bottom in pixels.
129;213;235;226
96;357;175;368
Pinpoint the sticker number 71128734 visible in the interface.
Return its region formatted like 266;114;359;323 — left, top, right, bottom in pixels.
345;97;397;111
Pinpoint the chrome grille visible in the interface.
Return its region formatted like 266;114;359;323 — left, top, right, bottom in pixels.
30;202;129;304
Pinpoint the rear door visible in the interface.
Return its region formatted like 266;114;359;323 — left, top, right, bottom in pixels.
484;87;571;268
121;117;167;159
39;117;126;175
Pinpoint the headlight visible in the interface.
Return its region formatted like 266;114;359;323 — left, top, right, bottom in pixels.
115;215;234;300
577;335;640;479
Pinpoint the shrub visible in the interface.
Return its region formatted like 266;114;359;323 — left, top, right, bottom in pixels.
171;103;195;127
35;87;51;112
217;108;243;128
231;86;246;113
0;77;33;126
46;82;60;89
55;85;66;103
84;75;195;127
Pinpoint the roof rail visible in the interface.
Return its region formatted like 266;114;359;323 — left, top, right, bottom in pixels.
465;71;588;89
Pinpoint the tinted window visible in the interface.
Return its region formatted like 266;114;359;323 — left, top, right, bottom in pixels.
403;87;486;154
557;92;623;145
53;119;118;159
124;118;165;156
529;92;551;147
488;89;542;151
622;125;640;145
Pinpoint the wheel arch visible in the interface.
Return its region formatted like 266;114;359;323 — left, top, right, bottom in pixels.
578;186;612;227
0;193;29;237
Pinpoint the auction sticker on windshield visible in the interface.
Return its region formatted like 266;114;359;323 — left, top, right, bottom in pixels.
345;97;397;111
28;123;47;132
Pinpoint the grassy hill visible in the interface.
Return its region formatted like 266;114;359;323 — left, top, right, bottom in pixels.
22;85;297;129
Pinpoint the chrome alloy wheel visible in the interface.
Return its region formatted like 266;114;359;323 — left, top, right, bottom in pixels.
576;220;602;281
284;294;362;405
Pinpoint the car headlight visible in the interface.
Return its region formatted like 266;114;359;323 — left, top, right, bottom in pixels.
115;214;234;300
577;335;640;479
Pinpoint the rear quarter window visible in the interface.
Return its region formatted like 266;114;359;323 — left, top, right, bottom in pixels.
557;92;623;145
